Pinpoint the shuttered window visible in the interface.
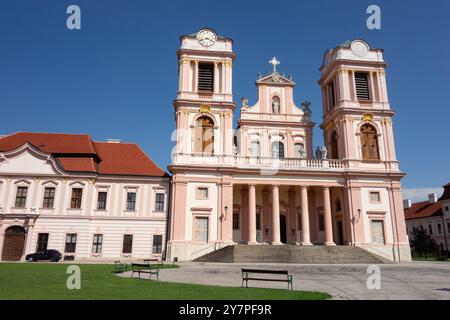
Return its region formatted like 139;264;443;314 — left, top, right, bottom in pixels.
198;63;214;92
355;72;370;100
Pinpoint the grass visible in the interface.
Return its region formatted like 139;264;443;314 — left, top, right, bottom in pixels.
0;263;330;300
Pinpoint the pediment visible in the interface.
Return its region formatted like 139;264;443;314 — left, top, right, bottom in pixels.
0;143;65;175
256;72;295;86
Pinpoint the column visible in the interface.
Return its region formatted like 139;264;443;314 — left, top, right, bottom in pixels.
323;187;335;246
214;62;219;93
221;181;234;243
262;188;271;242
194;61;199;92
248;185;257;245
288;188;297;243
271;186;281;245
300;186;312;245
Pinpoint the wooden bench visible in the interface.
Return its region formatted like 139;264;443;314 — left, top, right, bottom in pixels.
241;268;293;290
131;263;160;280
114;261;128;273
143;258;164;268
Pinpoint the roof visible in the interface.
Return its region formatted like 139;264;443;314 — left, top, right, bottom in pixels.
0;132;168;177
405;201;443;221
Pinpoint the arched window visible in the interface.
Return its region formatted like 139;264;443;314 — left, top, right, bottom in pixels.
294;143;305;158
194;116;214;154
271;141;285;158
360;124;380;160
330;130;339;159
272;96;280;114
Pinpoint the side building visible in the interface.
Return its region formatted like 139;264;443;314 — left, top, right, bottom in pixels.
0;132;170;262
404;183;450;253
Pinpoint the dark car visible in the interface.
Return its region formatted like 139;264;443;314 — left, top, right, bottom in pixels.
26;249;62;262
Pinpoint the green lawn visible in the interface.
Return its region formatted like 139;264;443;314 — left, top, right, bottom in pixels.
412;256;450;262
0;263;330;300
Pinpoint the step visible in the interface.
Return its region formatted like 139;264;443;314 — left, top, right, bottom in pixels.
194;245;387;264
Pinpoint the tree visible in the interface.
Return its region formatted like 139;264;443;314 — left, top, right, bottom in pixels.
410;228;438;257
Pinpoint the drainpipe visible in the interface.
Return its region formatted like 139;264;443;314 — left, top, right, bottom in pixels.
163;177;172;262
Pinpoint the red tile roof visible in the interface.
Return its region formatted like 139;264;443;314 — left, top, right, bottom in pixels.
404;201;443;220
0;132;167;177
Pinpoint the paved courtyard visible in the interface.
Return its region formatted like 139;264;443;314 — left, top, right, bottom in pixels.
120;261;450;300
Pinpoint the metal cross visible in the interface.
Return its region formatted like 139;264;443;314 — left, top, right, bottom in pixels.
269;57;280;72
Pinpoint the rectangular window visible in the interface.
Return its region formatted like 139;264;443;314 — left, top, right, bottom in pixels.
448;223;450;233
318;214;325;231
371;220;385;244
65;233;77;253
428;224;433;235
97;192;107;210
42;187;55;209
126;192;136;211
355;72;370;100
198;63;214;92
329;79;336;108
196;187;209;200
122;234;133;254
152;235;163;254
155;193;165;211
369;191;381;203
233;211;239;230
70;188;83;209
92;234;103;253
438;223;442;234
194;217;208;242
36;233;49;251
15;186;28;208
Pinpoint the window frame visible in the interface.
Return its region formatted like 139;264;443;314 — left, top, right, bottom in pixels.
154;192;165;212
126;192;137;211
152;234;163;254
70;188;83;209
64;233;77;253
196;187;209;200
193;216;209;243
42;187;56;209
122;234;133;254
15;186;28;208
36;233;49;251
92;234;103;254
97;191;107;210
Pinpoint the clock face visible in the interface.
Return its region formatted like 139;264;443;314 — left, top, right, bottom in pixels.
351;40;369;57
197;29;217;47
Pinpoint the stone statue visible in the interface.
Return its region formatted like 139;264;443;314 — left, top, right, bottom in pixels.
241;97;248;108
320;146;328;160
315;146;328;160
258;72;262;80
272;97;280;114
315;146;322;160
301;100;312;117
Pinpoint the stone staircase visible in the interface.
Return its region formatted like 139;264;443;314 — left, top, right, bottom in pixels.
194;245;389;264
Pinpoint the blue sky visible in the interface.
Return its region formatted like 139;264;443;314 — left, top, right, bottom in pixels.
0;0;449;201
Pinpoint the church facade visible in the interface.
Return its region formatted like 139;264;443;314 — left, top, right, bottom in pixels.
167;28;411;262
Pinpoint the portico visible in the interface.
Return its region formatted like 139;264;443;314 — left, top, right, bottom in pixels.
231;183;340;246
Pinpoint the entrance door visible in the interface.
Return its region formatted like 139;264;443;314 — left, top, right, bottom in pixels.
1;226;26;261
279;215;287;244
337;221;344;245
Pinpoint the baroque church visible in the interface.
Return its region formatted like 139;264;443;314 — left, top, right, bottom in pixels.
167;28;411;262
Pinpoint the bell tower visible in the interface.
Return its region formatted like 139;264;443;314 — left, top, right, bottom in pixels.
318;39;398;171
173;28;235;163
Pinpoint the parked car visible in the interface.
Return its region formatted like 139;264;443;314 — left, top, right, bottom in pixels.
26;249;62;262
